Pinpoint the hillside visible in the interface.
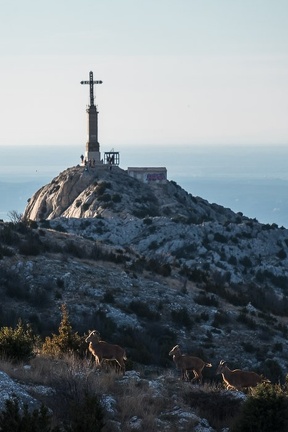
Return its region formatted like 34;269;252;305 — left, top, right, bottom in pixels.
0;163;288;430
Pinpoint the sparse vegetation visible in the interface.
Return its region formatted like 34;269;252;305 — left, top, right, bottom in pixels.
171;307;193;329
0;397;59;432
41;305;82;357
0;319;37;362
231;383;288;432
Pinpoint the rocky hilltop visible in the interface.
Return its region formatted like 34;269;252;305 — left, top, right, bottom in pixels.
23;163;288;288
23;164;237;223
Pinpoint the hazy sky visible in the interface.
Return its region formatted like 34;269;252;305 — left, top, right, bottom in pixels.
1;0;287;149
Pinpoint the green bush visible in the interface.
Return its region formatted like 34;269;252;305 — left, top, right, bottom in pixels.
237;312;257;329
184;390;241;431
53;223;67;233
171;307;193;329
0;397;59;432
129;300;160;321
231;383;288;432
0;244;15;258
19;237;43;256
263;359;284;384
98;193;111;202
96;181;111;195
214;232;228;243
65;392;104;432
0;319;37;361
0;224;20;245
239;256;253;268
212;311;230;327
82;203;90;211
41;305;82;357
102;290;115;303
65;241;86;258
112;194;122;203
194;293;219;307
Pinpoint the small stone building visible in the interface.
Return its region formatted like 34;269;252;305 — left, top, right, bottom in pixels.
127;167;167;184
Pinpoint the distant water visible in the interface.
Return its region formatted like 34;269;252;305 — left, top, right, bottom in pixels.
0;144;287;227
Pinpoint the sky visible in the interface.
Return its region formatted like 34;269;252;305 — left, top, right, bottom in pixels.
0;0;288;149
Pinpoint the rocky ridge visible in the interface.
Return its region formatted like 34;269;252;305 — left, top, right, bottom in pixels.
24;164;288;288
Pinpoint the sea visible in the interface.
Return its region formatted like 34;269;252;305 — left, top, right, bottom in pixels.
0;144;288;228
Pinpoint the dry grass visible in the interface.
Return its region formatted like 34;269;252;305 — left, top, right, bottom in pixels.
0;354;240;431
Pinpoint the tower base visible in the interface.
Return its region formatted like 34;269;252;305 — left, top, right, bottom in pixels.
84;151;102;165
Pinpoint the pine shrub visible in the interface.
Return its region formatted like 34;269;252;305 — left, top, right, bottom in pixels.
41;305;82;357
0;397;59;432
231;383;288;432
0;319;37;361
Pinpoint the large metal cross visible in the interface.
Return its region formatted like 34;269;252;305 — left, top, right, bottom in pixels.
80;71;102;107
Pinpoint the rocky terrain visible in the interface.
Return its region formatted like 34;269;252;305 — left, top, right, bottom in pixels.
0;162;288;430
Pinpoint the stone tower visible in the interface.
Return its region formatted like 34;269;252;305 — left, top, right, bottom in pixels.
80;71;102;164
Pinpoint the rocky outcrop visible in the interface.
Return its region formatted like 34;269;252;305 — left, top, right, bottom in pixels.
23;163;288;293
23;164;239;223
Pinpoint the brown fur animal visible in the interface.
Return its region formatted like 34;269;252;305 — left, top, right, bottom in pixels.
85;330;127;374
216;360;268;391
169;345;212;382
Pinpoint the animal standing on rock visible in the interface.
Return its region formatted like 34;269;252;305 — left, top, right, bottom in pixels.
169;345;212;382
85;330;127;374
216;360;269;391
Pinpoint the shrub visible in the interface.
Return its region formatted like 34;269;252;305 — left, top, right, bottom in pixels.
239;256;253;268
64;392;104;432
0;397;59;432
277;248;287;260
172;243;197;259
0;319;37;361
214;232;228;243
7;210;23;224
263;359;284;384
171;307;193;329
241;341;256;353
212;311;230;327
146;259;171;276
129;300;160;321
148;240;158;250
41;305;82;357
184;389;241;431
237;312;257;329
53;223;67;233
96;181;110;195
40;220;51;228
98;193;111;202
102;290;115;304
82;203;90;211
19;237;43;256
228;255;237;265
112;194;121;203
231;383;288;432
0;225;20;245
27;220;38;229
65;241;86;258
194;293;219;307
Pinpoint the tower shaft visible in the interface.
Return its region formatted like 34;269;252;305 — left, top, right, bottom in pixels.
80;71;103;163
